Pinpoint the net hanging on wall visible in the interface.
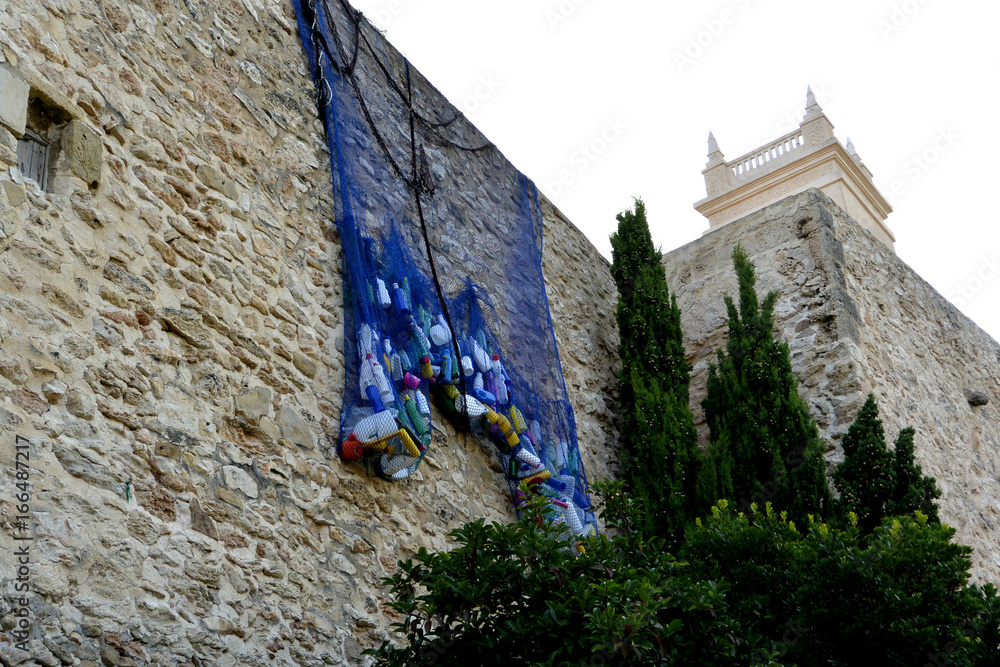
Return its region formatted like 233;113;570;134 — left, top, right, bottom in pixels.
292;0;597;538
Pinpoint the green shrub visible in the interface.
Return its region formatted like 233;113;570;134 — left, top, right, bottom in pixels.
683;501;987;666
367;484;781;666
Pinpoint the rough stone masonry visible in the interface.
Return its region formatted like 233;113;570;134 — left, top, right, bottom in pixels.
0;0;617;664
665;188;1000;583
0;0;997;665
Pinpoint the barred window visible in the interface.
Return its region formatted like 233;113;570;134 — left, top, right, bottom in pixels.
16;131;49;191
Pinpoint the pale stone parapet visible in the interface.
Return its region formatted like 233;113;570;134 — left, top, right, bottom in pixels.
695;87;895;250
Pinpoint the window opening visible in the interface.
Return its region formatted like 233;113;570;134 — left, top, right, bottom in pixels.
16;131;49;191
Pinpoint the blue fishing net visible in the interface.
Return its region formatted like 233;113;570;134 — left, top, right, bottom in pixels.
292;0;596;539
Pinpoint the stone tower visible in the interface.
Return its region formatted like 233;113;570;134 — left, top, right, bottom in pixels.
695;88;895;249
663;91;1000;581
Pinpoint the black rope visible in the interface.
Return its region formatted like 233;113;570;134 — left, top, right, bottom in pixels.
326;1;361;76
306;0;360;77
350;6;495;153
405;62;469;424
356;24;461;129
345;70;416;187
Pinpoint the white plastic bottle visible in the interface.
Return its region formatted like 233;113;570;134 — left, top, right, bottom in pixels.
353;410;398;443
428;314;451;348
471;339;491;373
369;355;394;405
491;355;509;405
377;279;391;309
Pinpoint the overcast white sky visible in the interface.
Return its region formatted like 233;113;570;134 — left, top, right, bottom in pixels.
347;0;1000;343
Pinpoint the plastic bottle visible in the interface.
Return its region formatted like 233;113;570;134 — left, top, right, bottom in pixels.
415;305;427;331
485;410;519;448
404;395;428;437
409;318;431;358
415;389;431;417
396;402;418;436
512;443;541;468
491;355;509;405
359;359;386;412
378;454;413;479
390;352;403;382
473;373;484;391
471;387;496;405
396;426;422;458
368;355;394;405
471;339;491;373
552;439;568;472
509;405;527;434
460;355;474;377
565;442;580;478
358;323;375;358
440;350;453;384
393;283;409;317
528;420;543;448
402;372;421;390
428;314;451;348
402;277;413;310
453;391;488;418
399;351;413;374
352;410;399;444
377;278;391;309
420;356;433;380
562;502;586;537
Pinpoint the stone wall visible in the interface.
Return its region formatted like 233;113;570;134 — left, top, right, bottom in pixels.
0;1;618;665
664;188;1000;582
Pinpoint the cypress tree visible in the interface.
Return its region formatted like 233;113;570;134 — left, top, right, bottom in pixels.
701;245;830;524
610;200;700;540
833;395;942;534
888;426;942;523
832;394;896;534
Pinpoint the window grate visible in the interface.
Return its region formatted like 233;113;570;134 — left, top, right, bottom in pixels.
16;132;49;191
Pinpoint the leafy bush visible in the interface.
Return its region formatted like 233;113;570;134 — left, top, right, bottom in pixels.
683;501;990;666
368;486;999;666
367;484;781;666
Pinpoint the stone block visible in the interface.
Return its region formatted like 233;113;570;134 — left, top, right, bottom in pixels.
292;351;317;378
189;498;219;540
222;465;258;498
0;125;16;166
276;404;312;449
2;180;24;207
196;163;239;200
0;64;28;136
234;386;272;424
63;119;103;187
